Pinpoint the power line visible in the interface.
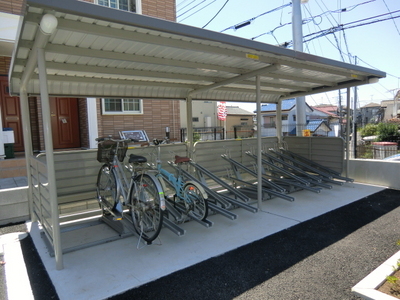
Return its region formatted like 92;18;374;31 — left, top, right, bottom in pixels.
220;3;292;33
178;0;217;22
251;0;375;42
280;10;400;48
382;0;400;37
177;0;213;20
202;0;230;29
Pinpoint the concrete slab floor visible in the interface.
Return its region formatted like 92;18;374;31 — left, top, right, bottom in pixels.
26;182;385;300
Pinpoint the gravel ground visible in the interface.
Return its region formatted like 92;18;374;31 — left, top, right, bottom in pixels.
0;188;400;300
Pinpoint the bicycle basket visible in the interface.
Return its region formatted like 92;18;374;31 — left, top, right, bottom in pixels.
98;140;129;163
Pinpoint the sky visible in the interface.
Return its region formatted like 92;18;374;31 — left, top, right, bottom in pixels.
176;0;400;112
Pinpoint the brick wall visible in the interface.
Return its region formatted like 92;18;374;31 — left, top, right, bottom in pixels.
0;0;23;15
0;57;11;75
1;0;180;152
95;0;180;143
97;99;181;142
142;0;176;21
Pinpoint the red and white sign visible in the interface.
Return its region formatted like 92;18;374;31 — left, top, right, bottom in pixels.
217;102;227;121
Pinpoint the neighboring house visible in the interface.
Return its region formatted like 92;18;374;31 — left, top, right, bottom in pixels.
259;98;313;137
180;101;218;129
359;102;383;125
0;0;179;154
310;105;340;137
300;120;332;136
381;97;400;121
225;106;255;139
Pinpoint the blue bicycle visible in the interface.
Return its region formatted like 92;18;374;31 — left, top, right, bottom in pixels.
152;140;209;223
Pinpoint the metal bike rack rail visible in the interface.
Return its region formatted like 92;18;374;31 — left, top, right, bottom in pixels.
171;163;249;217
245;152;322;193
220;155;295;202
260;151;335;188
275;148;354;182
263;150;337;188
189;161;251;203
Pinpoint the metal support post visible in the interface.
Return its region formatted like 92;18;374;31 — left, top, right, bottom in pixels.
37;47;63;270
276;100;282;144
186;96;194;157
256;75;262;209
346;87;351;177
19;88;35;221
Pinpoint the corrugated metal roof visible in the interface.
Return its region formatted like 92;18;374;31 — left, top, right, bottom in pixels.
9;0;386;103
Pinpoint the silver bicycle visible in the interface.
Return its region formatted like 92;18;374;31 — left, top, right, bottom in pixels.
96;137;165;244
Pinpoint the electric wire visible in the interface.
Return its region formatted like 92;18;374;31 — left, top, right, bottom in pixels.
178;0;217;22
178;0;216;20
382;0;400;37
220;3;292;33
202;0;230;28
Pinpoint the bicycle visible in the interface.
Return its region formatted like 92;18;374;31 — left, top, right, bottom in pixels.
96;137;165;244
151;139;209;223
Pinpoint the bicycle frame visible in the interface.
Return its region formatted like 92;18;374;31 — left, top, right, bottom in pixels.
152;146;207;202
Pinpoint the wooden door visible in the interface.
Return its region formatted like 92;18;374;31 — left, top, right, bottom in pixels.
50;98;81;149
0;77;24;151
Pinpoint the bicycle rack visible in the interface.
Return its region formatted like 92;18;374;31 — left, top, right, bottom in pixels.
220;154;295;202
261;150;335;188
187;160;259;213
271;148;354;183
170;164;239;219
244;152;322;193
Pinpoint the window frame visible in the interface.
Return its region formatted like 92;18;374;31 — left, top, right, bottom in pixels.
96;0;136;12
101;98;143;115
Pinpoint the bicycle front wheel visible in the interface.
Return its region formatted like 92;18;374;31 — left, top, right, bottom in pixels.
183;183;208;221
130;173;164;243
96;164;117;215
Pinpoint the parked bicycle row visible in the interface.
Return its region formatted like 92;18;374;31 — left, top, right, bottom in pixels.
95;137;353;245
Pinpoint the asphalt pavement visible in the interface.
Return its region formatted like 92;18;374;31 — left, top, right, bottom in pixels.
1;188;400;300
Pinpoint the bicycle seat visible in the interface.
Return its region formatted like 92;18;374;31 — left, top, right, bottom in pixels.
129;154;147;164
175;155;190;164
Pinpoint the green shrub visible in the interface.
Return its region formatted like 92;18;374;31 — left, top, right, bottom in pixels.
376;123;399;141
359;124;378;137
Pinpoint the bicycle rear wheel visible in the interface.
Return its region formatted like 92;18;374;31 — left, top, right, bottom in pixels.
130;173;164;243
183;183;208;221
96;164;117;215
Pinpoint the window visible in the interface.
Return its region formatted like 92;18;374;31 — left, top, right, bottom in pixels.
293;115;296;121
282;115;288;121
102;98;143;115
97;0;136;12
192;117;199;122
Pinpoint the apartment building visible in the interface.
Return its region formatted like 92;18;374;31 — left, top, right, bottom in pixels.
0;0;180;153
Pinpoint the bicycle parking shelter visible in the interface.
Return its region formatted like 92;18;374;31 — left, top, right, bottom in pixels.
8;0;385;270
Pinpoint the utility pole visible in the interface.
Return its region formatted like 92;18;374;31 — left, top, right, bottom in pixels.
293;0;307;136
